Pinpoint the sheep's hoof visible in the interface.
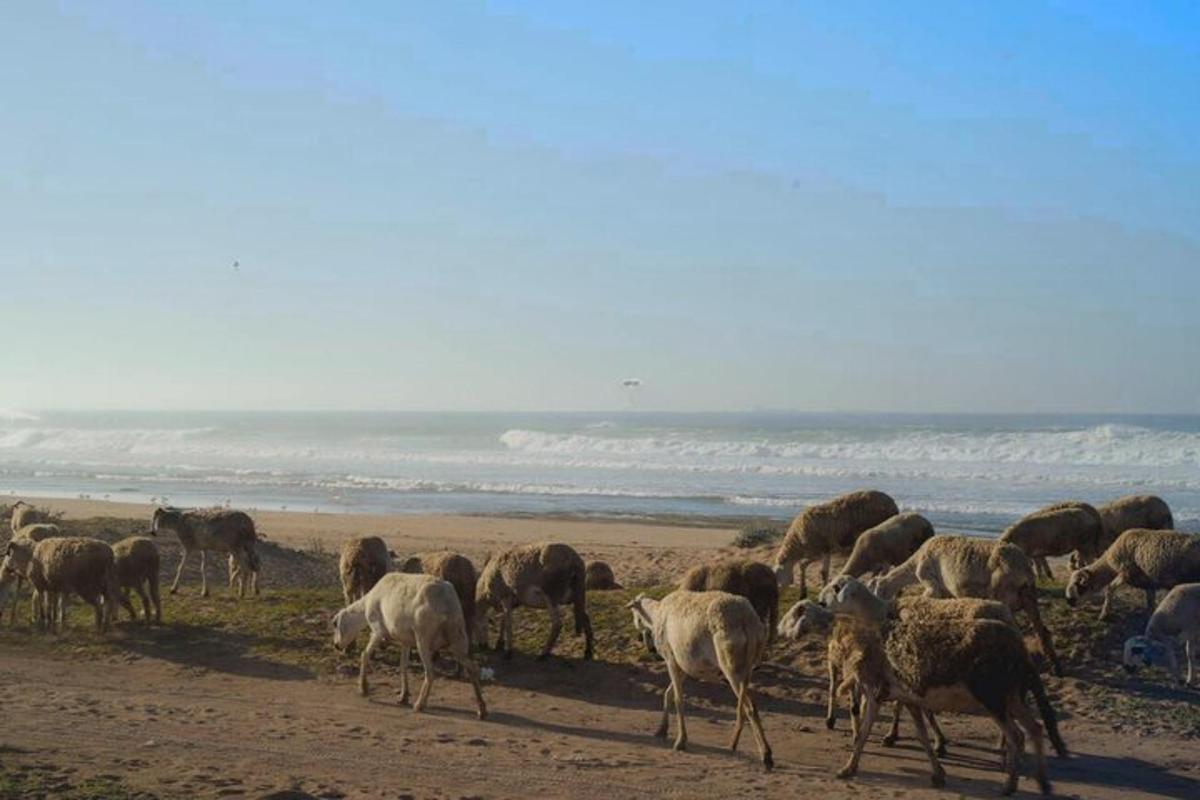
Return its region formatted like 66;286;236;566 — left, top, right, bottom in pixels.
931;771;946;788
169;587;179;595
412;704;426;714
881;734;897;747
583;650;594;661
936;744;948;758
835;766;855;780
477;708;488;721
358;685;369;697
762;752;774;772
1038;778;1052;796
397;692;410;706
653;725;668;739
535;652;551;662
825;717;836;730
672;740;687;752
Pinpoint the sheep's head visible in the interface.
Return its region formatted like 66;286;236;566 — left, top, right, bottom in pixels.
0;540;32;579
397;555;422;574
331;608;360;651
472;607;491;649
625;593;658;654
818;575;857;608
150;507;181;536
777;599;833;640
1122;635;1169;674
1064;568;1092;606
773;563;794;588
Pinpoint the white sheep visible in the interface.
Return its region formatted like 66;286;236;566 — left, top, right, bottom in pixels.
332;572;487;719
626;590;773;770
1123;583;1200;687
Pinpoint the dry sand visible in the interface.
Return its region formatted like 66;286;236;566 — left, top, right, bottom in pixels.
0;496;1196;800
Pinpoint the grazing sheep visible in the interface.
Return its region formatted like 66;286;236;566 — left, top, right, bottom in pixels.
399;551;478;645
1098;494;1174;549
8;501;53;533
838;512;935;581
1066;529;1200;621
27;537;122;633
679;558;779;640
152;507;260;598
1001;503;1105;580
0;523;64;626
772;490;899;595
112;536;162;624
871;535;1063;675
476;542;593;661
339;536;392;605
627;590;773;770
584;560;622;590
776;600;944;786
332;572;487;719
1123;583;1200;687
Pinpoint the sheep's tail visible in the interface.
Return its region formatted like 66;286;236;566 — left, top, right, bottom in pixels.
1026;664;1068;758
571;564;587;635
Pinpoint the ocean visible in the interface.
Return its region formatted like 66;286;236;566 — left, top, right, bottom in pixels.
1;410;1197;535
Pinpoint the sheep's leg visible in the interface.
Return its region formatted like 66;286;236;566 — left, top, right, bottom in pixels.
825;662;839;729
1035;557;1052;580
1009;694;1050;796
134;585;152;622
538;598;563;661
1021;590;1063;677
397;643;411;705
819;553;831;591
358;629;382;697
836;690;880;779
412;636;436;713
199;550;209;597
906;703;946;788
663;655;688;752
729;689;746;753
170;547;191;594
654;685;673;738
119;588;138;621
88;594;105;633
742;690;773;770
882;701;902;746
8;575;21;627
1145;588;1156;612
1185;634;1197;687
849;683;862;740
927;711;948;757
1098;583;1115;621
502;603;515;660
797;558;810;596
991;712;1020;796
460;656;488;720
148;573;162;624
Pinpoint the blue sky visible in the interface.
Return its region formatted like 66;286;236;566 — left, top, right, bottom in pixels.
2;1;1197;412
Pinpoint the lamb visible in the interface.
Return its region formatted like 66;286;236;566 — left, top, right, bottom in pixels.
776;599;943;786
399;551;478;644
112;536;162;624
475;542;593;660
626;590;773;770
8;501;53;533
332;572;487;719
1123;583;1200;687
584;560;622;590
871;535;1063;675
1066;529;1200;621
152;507;260;598
1000;503;1105;579
26;537;122;633
838;512;935;580
0;523;64;626
679;558;779;640
339;536;392;605
772;490;899;595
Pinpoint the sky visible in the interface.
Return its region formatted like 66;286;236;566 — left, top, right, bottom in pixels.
1;1;1197;413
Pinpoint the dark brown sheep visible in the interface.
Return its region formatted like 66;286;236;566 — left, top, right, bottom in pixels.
679;558;779;640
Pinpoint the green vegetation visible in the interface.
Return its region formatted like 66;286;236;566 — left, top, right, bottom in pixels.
731;522;784;549
0;762;157;800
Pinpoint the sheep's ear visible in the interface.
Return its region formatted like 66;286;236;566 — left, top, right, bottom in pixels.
624;592;648;610
388;550;398;559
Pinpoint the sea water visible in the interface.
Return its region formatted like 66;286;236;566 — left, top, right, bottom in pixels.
1;410;1197;535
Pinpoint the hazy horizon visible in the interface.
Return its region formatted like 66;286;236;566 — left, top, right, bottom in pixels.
4;3;1198;414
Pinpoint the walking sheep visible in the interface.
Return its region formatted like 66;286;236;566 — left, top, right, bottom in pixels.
838;513;935;580
339;536;392;605
1066;529;1200;621
1123;583;1200;687
1001;503;1105;579
332;572;487;719
476;542;593;660
152;507;260;598
871;535;1063;675
627;590;773;770
112;536;162;624
0;523;63;626
8;501;53;533
679;558;779;641
27;537;122;633
772;490;899;595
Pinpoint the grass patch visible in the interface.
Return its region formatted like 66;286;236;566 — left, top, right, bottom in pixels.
0;762;156;800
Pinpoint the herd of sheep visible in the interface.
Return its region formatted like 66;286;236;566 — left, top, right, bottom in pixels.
1;491;1198;796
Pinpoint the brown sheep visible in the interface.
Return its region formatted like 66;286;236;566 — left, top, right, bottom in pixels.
476;542;593;660
112;536;162;624
338;536;392;605
772;490;900;595
8;501;53;533
0;523;64;626
399;551;478;643
679;558;779;641
1066;529;1200;620
584;560;622;590
152;507;260;598
1000;503;1105;580
871;535;1063;675
838;513;935;580
1098;495;1174;548
27;537;122;633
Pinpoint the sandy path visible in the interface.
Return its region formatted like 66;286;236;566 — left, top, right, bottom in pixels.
1;648;1195;800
